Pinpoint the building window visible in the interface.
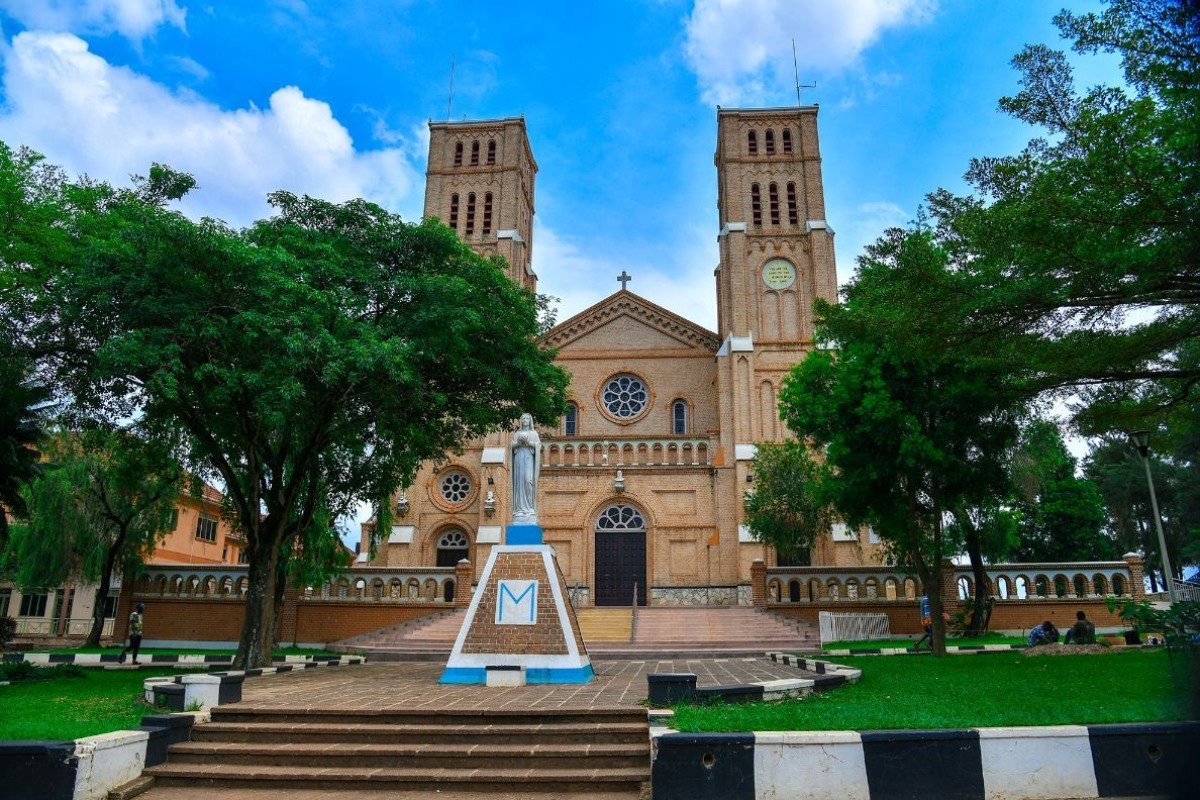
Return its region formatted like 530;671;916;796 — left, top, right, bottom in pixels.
454;142;463;167
470;140;480;165
750;183;762;226
196;516;218;543
449;194;459;230
747;130;758;154
482;192;493;234
765;129;775;154
238;551;250;564
564;402;578;436
487;139;497;165
782;129;793;153
672;400;688;434
597;504;646;530
19;591;48;617
439;471;473;505
466;193;476;234
0;587;10;617
787;182;799;225
102;595;118;619
436;529;470;567
602;374;648;419
769;183;780;225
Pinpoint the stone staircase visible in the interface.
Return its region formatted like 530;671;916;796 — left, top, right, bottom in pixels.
140;706;650;796
340;604;819;659
576;607;634;642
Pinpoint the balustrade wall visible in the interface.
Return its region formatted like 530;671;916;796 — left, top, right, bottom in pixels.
541;437;713;468
753;555;1146;636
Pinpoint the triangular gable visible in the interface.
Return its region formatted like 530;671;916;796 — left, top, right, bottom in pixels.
543;291;720;353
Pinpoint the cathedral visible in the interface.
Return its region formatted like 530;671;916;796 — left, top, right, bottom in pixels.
358;107;884;605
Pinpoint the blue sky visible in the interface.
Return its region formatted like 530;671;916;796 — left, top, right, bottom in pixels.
0;0;1121;332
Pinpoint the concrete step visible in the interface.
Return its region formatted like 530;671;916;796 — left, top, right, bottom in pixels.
125;788;646;800
191;720;650;746
576;607;633;641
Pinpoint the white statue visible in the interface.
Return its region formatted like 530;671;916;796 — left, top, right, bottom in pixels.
510;413;541;523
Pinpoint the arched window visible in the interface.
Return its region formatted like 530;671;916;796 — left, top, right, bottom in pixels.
672;400;687;434
750;183;762;226
747;130;758;154
470;140;480;165
436;529;470;567
449;193;459;230
564;402;578;436
482;192;493;234
466;193;476;234
597;504;646;530
768;183;780;225
765;129;775;154
782;129;793;153
786;182;799;225
453;142;463;166
487;140;497;165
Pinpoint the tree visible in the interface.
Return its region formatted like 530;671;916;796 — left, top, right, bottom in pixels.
926;0;1200;432
1009;419;1111;562
0;348;51;554
12;161;569;668
743;440;831;565
4;426;184;646
774;231;1025;651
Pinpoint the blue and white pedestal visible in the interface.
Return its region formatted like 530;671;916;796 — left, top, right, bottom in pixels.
439;535;593;685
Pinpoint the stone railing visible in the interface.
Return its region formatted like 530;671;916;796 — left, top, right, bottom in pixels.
541;436;715;468
14;617;115;637
133;565;463;604
757;557;1142;606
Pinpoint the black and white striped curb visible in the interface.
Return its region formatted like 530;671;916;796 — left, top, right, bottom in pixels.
651;721;1198;800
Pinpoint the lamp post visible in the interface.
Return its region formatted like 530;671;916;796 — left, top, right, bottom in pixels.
1128;430;1177;604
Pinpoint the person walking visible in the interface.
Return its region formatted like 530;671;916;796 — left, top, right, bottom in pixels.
118;603;145;665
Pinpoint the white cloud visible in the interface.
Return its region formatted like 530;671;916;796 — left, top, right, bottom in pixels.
683;0;936;105
836;200;910;283
0;0;186;41
0;31;424;226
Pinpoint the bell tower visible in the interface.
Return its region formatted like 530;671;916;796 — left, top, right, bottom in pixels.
712;106;838;545
424;117;538;293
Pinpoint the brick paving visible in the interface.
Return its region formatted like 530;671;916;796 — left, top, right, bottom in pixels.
236;656;821;710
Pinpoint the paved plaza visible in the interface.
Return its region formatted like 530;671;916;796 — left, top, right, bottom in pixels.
236;656;819;711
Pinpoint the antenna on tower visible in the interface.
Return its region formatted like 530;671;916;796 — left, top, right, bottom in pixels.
792;39;817;105
446;54;456;120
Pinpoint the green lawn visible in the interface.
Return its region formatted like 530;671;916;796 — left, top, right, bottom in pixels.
672;649;1198;732
0;665;209;741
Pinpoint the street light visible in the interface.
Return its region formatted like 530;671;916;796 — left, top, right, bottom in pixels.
1128;430;1178;604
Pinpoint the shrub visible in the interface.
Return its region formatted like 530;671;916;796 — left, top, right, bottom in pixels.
0;615;16;650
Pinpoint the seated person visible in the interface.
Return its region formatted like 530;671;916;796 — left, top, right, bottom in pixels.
1028;619;1060;646
1064;610;1096;644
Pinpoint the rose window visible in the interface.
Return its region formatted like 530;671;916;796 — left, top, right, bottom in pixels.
596;504;646;530
602;375;648;419
439;472;472;504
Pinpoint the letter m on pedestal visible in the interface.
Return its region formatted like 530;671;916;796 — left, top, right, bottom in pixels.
496;580;537;624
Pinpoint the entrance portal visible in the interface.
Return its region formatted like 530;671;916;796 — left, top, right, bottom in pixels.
594;504;647;606
436;529;470;567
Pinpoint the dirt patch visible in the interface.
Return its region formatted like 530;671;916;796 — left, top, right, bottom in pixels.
1022;643;1115;656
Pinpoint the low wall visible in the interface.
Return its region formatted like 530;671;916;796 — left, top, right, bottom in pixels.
652;722;1198;800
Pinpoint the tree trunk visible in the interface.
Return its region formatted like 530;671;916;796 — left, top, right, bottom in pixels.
87;527;127;648
962;520;992;637
234;528;282;670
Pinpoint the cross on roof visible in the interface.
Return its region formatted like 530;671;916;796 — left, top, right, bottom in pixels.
617;270;632;290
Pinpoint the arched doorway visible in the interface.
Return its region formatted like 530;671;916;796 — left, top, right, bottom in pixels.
436;529;470;567
594;504;647;606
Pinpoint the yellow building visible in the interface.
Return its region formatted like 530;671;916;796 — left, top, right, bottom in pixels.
360;107;884;605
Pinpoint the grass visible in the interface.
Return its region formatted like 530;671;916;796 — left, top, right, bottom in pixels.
672;649;1198;732
823;634;1027;650
0;664;209;741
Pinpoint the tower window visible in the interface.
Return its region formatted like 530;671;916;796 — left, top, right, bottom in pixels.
672;400;688;435
466;193;476;234
765;129;775;154
750;183;762;227
782;129;793;154
769;183;780;225
747;130;758;154
454;142;463;167
787;182;798;225
449;193;459;230
470;140;480;165
487;140;497;165
564;402;578;436
483;192;493;234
